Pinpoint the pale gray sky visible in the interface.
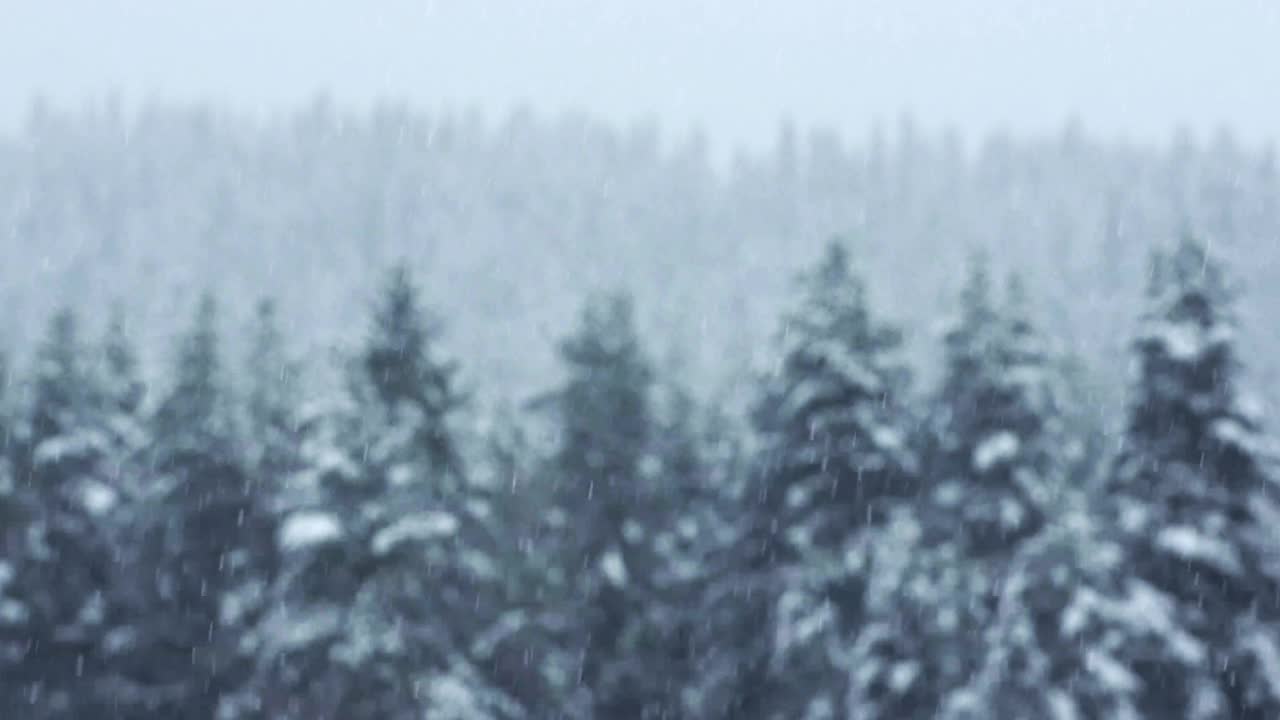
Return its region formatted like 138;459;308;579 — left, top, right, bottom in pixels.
3;1;1278;149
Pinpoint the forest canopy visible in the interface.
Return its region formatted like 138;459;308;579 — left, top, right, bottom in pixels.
2;105;1280;719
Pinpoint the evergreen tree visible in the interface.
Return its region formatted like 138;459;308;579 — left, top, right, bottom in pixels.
847;507;991;718
0;344;16;529
360;265;462;478
643;384;722;713
94;305;150;503
0;309;135;717
652;386;748;719
213;298;310;718
116;293;273;719
851;258;1065;717
936;294;1165;719
942;492;1204;720
0;342;16;563
733;241;919;718
0;346;28;713
1109;235;1280;718
928;257;1057;552
537;292;671;718
243;298;304;485
605;379;738;719
532;294;735;718
469;403;588;718
248;264;518;719
28;309;93;452
99;305;146;419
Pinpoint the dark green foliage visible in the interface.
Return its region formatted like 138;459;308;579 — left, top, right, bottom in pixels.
153;294;239;468
632;383;741;719
244;298;304;482
0;308;148;718
0;309;111;717
1110;236;1280;718
539;292;664;717
99;305;146;419
2;234;1279;720
752;242;918;555
943;494;1203;720
113;293;275;719
245;264;519;719
850;512;993;719
853;256;1069;718
927;257;1058;554
731;240;920;719
360;265;463;480
532;293;740;718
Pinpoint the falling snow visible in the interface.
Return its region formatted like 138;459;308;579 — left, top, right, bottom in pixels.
3;11;1280;717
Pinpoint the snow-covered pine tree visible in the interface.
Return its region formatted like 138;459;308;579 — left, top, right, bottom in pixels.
212;297;310;718
628;381;739;719
88;305;153;680
536;291;676;718
0;308;141;717
847;507;991;719
249;264;519;720
96;305;149;475
1109;235;1280;718
677;391;752;719
99;306;146;419
0;343;16;544
941;491;1205;720
466;402;587;718
0;343;16;589
0;345;27;714
929;256;1057;552
114;293;274;719
733;240;918;719
850;257;1064;717
243;298;304;487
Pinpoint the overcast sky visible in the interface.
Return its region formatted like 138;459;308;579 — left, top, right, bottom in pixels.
3;1;1278;150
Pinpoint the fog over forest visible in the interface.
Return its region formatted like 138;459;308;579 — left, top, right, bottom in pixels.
3;104;1278;416
4;4;1280;719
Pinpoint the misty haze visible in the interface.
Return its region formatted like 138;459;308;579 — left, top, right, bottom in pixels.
2;3;1280;719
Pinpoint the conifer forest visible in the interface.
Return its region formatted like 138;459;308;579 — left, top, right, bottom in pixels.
11;2;1280;713
1;101;1279;719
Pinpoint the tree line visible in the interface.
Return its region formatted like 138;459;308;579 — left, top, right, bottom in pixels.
1;234;1278;718
7;105;1280;419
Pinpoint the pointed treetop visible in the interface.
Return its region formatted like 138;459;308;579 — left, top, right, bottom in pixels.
1134;234;1239;374
31;306;89;442
174;291;222;396
1003;271;1029;317
247;297;299;397
556;291;653;413
0;345;9;408
246;296;304;471
101;303;144;416
253;296;279;330
1001;271;1048;365
560;291;648;369
36;307;83;382
355;262;465;479
941;251;1003;386
801;239;863;309
153;290;237;460
1126;234;1258;472
815;239;851;284
362;261;457;412
957;249;997;327
1146;234;1234;327
779;237;902;362
551;290;654;481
